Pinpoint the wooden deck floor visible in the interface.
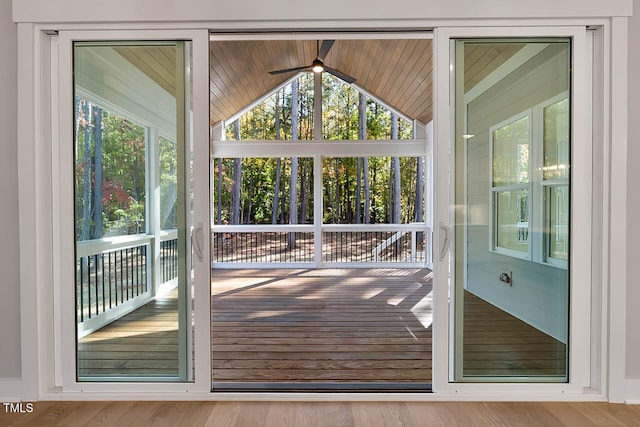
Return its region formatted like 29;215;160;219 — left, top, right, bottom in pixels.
78;291;180;377
211;269;433;388
78;268;566;385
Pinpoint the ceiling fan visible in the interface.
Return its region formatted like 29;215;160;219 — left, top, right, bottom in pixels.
268;40;356;84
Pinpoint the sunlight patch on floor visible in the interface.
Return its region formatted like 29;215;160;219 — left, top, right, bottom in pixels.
410;290;433;328
387;282;423;306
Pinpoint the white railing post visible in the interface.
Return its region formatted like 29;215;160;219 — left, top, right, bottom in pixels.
411;229;417;262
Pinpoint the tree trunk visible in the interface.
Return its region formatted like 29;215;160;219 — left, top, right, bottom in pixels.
358;93;369;223
92;106;103;239
391;112;401;224
300;159;308;223
231;120;242;225
356;158;362;224
80;101;92;242
271;92;281;224
288;79;299;249
216;158;222;224
414;157;424;223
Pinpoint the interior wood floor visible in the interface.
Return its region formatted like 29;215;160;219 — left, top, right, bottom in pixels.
211;269;433;387
2;401;639;427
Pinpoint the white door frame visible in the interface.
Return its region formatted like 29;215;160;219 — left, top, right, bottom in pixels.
17;18;624;401
433;26;596;396
53;29;212;394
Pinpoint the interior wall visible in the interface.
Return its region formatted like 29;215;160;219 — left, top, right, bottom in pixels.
11;0;632;23
0;0;22;379
626;0;640;380
7;0;638;400
464;44;569;342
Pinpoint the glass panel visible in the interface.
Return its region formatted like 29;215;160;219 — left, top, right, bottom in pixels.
492;116;530;186
548;185;569;260
159;136;178;230
74;100;147;238
543;98;570;180
212;157;314;225
74;41;193;381
454;39;570;381
495;189;529;253
322;156;425;224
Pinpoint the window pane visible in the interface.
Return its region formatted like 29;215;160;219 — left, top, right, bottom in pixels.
212;157;314;225
322;156;426;224
74;98;146;240
548;185;569;260
456;39;570;382
492;116;529;186
543;98;570;180
74;41;192;382
159;136;178;230
496;189;529;253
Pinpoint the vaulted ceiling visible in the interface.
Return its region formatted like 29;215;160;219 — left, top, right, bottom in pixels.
209;39;433;125
115;39;527;127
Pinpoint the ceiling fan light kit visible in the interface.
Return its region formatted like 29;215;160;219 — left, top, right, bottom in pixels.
268;40;356;83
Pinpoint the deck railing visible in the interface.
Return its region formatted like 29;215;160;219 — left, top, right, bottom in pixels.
211;223;432;268
75;229;178;336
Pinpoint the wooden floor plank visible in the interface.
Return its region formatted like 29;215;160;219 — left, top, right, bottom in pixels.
2;401;639;426
76;268;565;384
211;269;433;385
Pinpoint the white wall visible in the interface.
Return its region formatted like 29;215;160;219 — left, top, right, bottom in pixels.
0;0;22;379
11;0;632;23
626;0;640;380
6;0;639;401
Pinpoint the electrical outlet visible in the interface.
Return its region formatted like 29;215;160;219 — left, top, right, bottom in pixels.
499;271;512;286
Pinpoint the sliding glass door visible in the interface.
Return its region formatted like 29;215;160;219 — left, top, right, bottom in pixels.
72;41;194;381
452;39;571;381
434;27;592;389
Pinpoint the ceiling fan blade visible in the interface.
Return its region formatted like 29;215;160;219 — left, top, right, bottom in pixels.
268;65;310;75
324;66;356;84
317;40;335;61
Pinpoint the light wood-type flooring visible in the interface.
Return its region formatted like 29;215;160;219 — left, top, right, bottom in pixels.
1;401;639;426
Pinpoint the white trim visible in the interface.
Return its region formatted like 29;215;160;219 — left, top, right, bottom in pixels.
14;17;624;402
209;32;435;42
590;23;608;398
17;22;40;402
607;16;629;403
212;140;429;158
623;379;640;404
434;25;594;396
12;0;632;23
77;292;153;339
50;29;212;394
34;389;608;402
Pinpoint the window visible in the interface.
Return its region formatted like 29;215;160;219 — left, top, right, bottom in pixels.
490;94;569;268
491;113;531;258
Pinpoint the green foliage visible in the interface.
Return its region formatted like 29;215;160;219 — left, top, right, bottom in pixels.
216;73;423;225
75;97;150;240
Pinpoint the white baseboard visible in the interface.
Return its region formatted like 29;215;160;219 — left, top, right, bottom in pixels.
0;379;27;402
624;378;640;404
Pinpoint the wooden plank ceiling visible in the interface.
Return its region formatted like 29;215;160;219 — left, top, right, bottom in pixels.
115;40;526;127
209;39;433;125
